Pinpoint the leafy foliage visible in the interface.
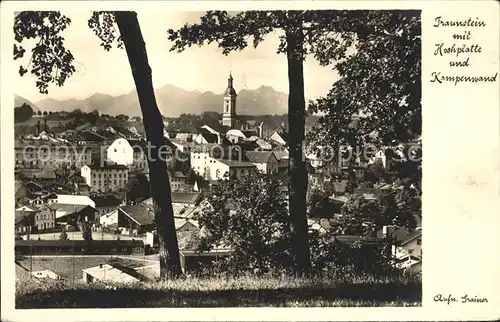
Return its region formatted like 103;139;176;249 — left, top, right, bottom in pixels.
82;222;93;241
88;12;124;51
194;173;293;274
59;227;68;240
14;103;34;123
126;174;151;203
306;185;330;217
365;159;387;184
14;11;76;93
309;231;398;276
167;10;365;61
308;10;421;150
332;187;418;236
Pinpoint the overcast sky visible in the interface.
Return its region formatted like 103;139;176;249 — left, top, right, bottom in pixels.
15;11;339;103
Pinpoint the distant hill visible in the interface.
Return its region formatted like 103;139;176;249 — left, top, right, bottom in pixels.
14;95;40;112
34;85;289;117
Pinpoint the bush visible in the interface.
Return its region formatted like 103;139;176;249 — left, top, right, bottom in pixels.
82;222;93;241
59;228;68;241
192;173;401;279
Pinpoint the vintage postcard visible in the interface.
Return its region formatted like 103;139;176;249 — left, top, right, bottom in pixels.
1;0;499;321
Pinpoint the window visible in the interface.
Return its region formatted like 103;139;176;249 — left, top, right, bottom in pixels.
135;247;142;252
93;248;100;252
81;248;87;252
69;248;74;253
112;248;118;252
121;248;128;252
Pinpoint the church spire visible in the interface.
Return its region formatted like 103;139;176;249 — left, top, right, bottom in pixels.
222;72;237;128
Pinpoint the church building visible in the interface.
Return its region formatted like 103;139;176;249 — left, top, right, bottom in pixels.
222;72;237;128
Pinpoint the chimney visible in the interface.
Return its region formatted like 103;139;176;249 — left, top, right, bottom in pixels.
258;122;264;138
99;263;103;268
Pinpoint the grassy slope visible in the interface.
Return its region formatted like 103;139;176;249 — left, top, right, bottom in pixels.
16;275;422;308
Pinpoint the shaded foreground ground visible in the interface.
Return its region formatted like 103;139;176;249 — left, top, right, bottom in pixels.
16;276;422;308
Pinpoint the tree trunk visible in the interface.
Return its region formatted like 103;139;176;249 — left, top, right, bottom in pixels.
115;11;182;278
285;27;311;274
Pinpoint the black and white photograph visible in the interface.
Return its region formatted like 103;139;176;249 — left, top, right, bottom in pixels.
1;1;499;320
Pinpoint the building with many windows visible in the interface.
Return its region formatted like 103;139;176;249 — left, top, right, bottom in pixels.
15;139;92;170
34;205;56;231
81;163;129;193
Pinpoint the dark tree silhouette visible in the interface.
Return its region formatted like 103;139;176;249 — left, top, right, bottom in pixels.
82;222;93;241
14;11;182;278
167;11;359;273
14;103;34;123
307;10;421;154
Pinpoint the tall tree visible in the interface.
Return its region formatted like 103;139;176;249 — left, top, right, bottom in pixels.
14;11;182;278
167;11;358;272
307;10;421;159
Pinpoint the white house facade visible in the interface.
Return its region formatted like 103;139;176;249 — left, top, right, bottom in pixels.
106;138;134;166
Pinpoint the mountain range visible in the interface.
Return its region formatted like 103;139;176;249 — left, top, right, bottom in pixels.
21;85;289;117
14;95;40;112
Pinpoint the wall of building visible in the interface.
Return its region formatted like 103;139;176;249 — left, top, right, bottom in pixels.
106;138;134;166
35;207;55;231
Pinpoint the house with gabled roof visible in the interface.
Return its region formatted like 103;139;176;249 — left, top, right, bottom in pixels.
244;151;278;174
116;205;155;236
15;210;36;234
269;130;289;147
194;132;219;145
50;203;97;227
90;194;123;218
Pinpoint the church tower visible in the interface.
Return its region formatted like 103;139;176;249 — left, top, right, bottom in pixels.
222;72;237;128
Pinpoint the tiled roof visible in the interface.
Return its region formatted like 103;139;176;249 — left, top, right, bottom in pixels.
197;131;219;144
226;129;246;138
79;130;107;142
172;192;202;204
375;226;412;243
16;205;38;212
241;130;258;138
218;159;256;168
82;264;139;283
49;203;95;218
401;230;422;246
15;211;34;224
52;195;96;207
90;194;122;207
244;151;275;164
273;151;289;161
142;192;203;206
88;163;128;170
19;170;57;180
119;205;154;226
